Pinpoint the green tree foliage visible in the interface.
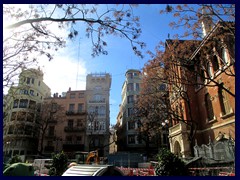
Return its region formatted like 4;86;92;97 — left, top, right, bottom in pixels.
155;148;189;176
49;151;68;176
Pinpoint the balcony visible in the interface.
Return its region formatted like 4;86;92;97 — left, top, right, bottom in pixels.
64;126;85;132
88;99;105;103
168;121;189;137
66;110;87;116
86;129;106;135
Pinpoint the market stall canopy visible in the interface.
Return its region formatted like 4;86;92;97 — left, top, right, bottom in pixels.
62;164;124;176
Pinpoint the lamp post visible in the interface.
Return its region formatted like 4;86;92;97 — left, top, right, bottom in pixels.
161;120;169;148
6;141;11;157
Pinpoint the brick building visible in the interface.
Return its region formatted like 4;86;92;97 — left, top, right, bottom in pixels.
167;21;235;158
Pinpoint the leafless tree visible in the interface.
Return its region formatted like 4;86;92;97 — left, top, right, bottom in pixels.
3;4;145;90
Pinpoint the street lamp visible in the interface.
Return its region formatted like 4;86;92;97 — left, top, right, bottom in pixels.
5;141;12;160
161;119;169;126
161;120;169;148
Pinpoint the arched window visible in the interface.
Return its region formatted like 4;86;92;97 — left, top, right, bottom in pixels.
205;93;214;120
218;84;231;115
221;47;229;65
207;62;213;79
212;55;219;72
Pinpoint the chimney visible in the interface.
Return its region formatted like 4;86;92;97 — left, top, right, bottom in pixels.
56;93;58;97
69;87;71;92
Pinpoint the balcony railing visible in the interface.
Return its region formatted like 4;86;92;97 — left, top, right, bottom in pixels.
66;110;87;116
63;141;83;145
64;126;85;132
169;121;188;136
88;99;105;103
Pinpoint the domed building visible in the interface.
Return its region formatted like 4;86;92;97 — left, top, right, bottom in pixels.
3;68;51;161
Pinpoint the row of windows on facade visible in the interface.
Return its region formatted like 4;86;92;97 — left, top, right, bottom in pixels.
19;89;43;99
127;107;134;117
127;120;141;130
87;120;106;131
127;83;140;92
90;77;107;82
23;77;41;86
10;111;35;122
205;86;232;121
127;72;140;79
4;139;35;148
69;92;85;99
47;136;83;146
127;92;232;126
127;95;139;104
4;135;83;149
88;106;106;116
171;85;232;125
195;47;233;89
127;134;168;145
47;119;106;136
67;119;84;128
170;46;233;92
68;103;85;112
4;150;28;157
89;94;106;103
13;99;38;109
6;124;36;136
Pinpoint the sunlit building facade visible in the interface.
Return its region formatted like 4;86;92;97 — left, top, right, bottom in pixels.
3;68;51;161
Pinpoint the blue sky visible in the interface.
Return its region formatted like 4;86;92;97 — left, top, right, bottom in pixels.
79;5;182;125
3;4;187;125
71;4;180;125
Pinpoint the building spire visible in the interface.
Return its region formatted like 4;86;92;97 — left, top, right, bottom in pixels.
201;5;213;37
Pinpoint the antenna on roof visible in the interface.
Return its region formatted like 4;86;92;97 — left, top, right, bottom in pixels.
76;37;82;89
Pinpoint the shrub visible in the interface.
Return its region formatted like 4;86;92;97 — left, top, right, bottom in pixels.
49;151;68;176
155;148;189;176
